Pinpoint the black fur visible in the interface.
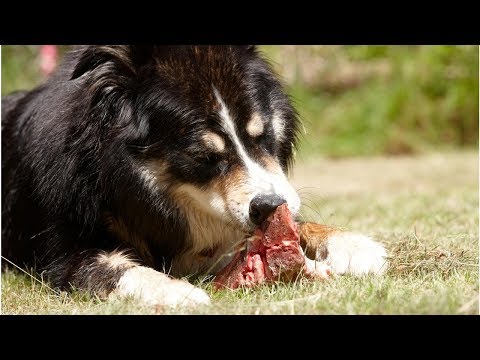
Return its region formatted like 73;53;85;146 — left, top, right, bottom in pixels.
2;45;299;296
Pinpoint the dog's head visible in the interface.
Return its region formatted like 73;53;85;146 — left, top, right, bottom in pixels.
71;45;300;252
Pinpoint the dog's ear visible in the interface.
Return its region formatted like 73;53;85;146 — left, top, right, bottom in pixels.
68;46;155;131
70;45;154;80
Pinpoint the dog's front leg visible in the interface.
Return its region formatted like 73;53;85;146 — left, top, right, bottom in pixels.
299;223;388;276
45;249;210;308
112;266;210;307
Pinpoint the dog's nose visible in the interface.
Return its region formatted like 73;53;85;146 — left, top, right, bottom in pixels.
249;194;286;225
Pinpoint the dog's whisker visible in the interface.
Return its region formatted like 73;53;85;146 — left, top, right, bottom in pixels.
295;186;324;193
299;202;327;224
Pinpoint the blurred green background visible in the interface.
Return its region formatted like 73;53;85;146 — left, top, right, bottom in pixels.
2;45;478;159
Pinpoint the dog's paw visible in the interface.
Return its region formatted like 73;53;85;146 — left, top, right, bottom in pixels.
304;257;332;279
113;266;211;307
322;232;388;276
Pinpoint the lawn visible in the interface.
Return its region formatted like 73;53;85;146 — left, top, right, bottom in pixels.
2;151;477;314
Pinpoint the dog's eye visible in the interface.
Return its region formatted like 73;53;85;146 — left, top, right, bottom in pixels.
199;153;228;174
200;153;221;166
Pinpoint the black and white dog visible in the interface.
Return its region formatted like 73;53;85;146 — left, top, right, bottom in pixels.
2;46;387;307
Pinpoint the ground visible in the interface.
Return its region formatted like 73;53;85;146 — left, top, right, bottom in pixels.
1;150;478;315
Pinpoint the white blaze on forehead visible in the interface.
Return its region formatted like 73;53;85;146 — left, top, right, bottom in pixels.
271;111;286;141
246;112;264;137
212;87;300;216
212;87;257;172
202;131;225;153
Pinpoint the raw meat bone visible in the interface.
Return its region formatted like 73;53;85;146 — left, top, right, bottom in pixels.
214;204;332;290
245;234;332;280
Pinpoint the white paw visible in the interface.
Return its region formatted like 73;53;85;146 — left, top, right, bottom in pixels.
113;266;211;307
304;257;332;279
323;232;388;276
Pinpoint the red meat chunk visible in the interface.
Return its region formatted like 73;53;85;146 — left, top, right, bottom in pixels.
214;204;308;290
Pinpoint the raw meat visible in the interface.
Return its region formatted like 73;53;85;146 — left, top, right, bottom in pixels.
214;204;330;290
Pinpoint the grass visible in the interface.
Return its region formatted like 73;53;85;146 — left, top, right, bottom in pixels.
2;150;478;315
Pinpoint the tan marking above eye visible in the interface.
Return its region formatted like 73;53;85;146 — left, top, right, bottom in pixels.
202;131;226;153
246;112;264;137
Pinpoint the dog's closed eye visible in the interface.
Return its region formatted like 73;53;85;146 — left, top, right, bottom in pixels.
199;153;228;173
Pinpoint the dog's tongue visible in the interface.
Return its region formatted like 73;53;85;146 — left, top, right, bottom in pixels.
213;203;305;290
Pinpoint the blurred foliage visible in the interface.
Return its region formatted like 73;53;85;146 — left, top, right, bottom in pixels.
262;45;479;158
2;45;70;95
2;45;478;158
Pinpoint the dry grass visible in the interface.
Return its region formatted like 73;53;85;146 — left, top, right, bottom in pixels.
387;233;477;279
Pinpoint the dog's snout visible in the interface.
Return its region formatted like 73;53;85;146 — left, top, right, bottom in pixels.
249;194;286;225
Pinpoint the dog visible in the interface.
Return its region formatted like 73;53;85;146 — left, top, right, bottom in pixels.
2;45;387;307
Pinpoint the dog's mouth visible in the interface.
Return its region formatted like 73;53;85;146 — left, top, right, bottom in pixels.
214;203;305;289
